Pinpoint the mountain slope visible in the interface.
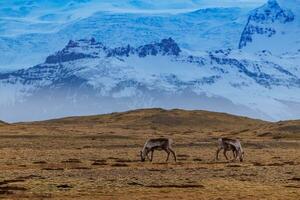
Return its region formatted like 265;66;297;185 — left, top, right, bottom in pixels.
239;0;300;53
38;108;266;131
0;7;247;69
1;38;300;122
3;108;299;139
40;108;300;139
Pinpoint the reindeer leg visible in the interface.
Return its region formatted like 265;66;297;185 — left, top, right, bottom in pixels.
232;150;239;162
223;149;229;160
235;149;241;161
150;150;154;162
231;150;236;161
146;150;151;161
165;149;170;162
169;148;176;162
216;148;221;160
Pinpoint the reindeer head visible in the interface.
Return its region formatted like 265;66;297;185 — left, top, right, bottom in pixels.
239;150;245;162
140;150;146;162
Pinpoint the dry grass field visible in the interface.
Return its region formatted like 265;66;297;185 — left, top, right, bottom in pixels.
0;108;299;199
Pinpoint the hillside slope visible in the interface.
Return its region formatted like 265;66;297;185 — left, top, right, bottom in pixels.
37;108;265;131
0;108;297;139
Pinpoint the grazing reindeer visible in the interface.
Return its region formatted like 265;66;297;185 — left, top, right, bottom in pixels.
216;138;244;162
140;138;176;162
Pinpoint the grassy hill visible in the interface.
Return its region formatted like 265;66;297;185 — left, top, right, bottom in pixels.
261;120;300;139
39;108;265;130
0;108;299;139
0;108;295;139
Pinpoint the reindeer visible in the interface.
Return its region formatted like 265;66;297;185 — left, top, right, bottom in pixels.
216;138;244;162
140;138;176;162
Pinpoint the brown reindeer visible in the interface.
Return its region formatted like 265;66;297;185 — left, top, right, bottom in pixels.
140;138;176;162
216;138;244;162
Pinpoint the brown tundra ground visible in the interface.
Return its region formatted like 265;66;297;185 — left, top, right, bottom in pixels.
0;108;299;199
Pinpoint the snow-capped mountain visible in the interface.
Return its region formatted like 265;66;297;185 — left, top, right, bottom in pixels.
0;5;249;69
1;37;300;122
239;0;300;53
1;0;300;122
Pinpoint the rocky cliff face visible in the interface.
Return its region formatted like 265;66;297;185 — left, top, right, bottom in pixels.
44;37;181;64
239;0;298;53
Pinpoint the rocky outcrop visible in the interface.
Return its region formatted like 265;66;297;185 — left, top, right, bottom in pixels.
239;0;294;49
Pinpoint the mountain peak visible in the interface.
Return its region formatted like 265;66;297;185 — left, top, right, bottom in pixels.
137;37;181;57
250;0;294;24
238;0;296;51
45;37;182;63
267;0;278;5
45;38;105;64
160;37;181;55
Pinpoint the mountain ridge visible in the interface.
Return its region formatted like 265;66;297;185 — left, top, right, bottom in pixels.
0;6;247;69
1;37;300;122
239;0;300;53
44;37;181;64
